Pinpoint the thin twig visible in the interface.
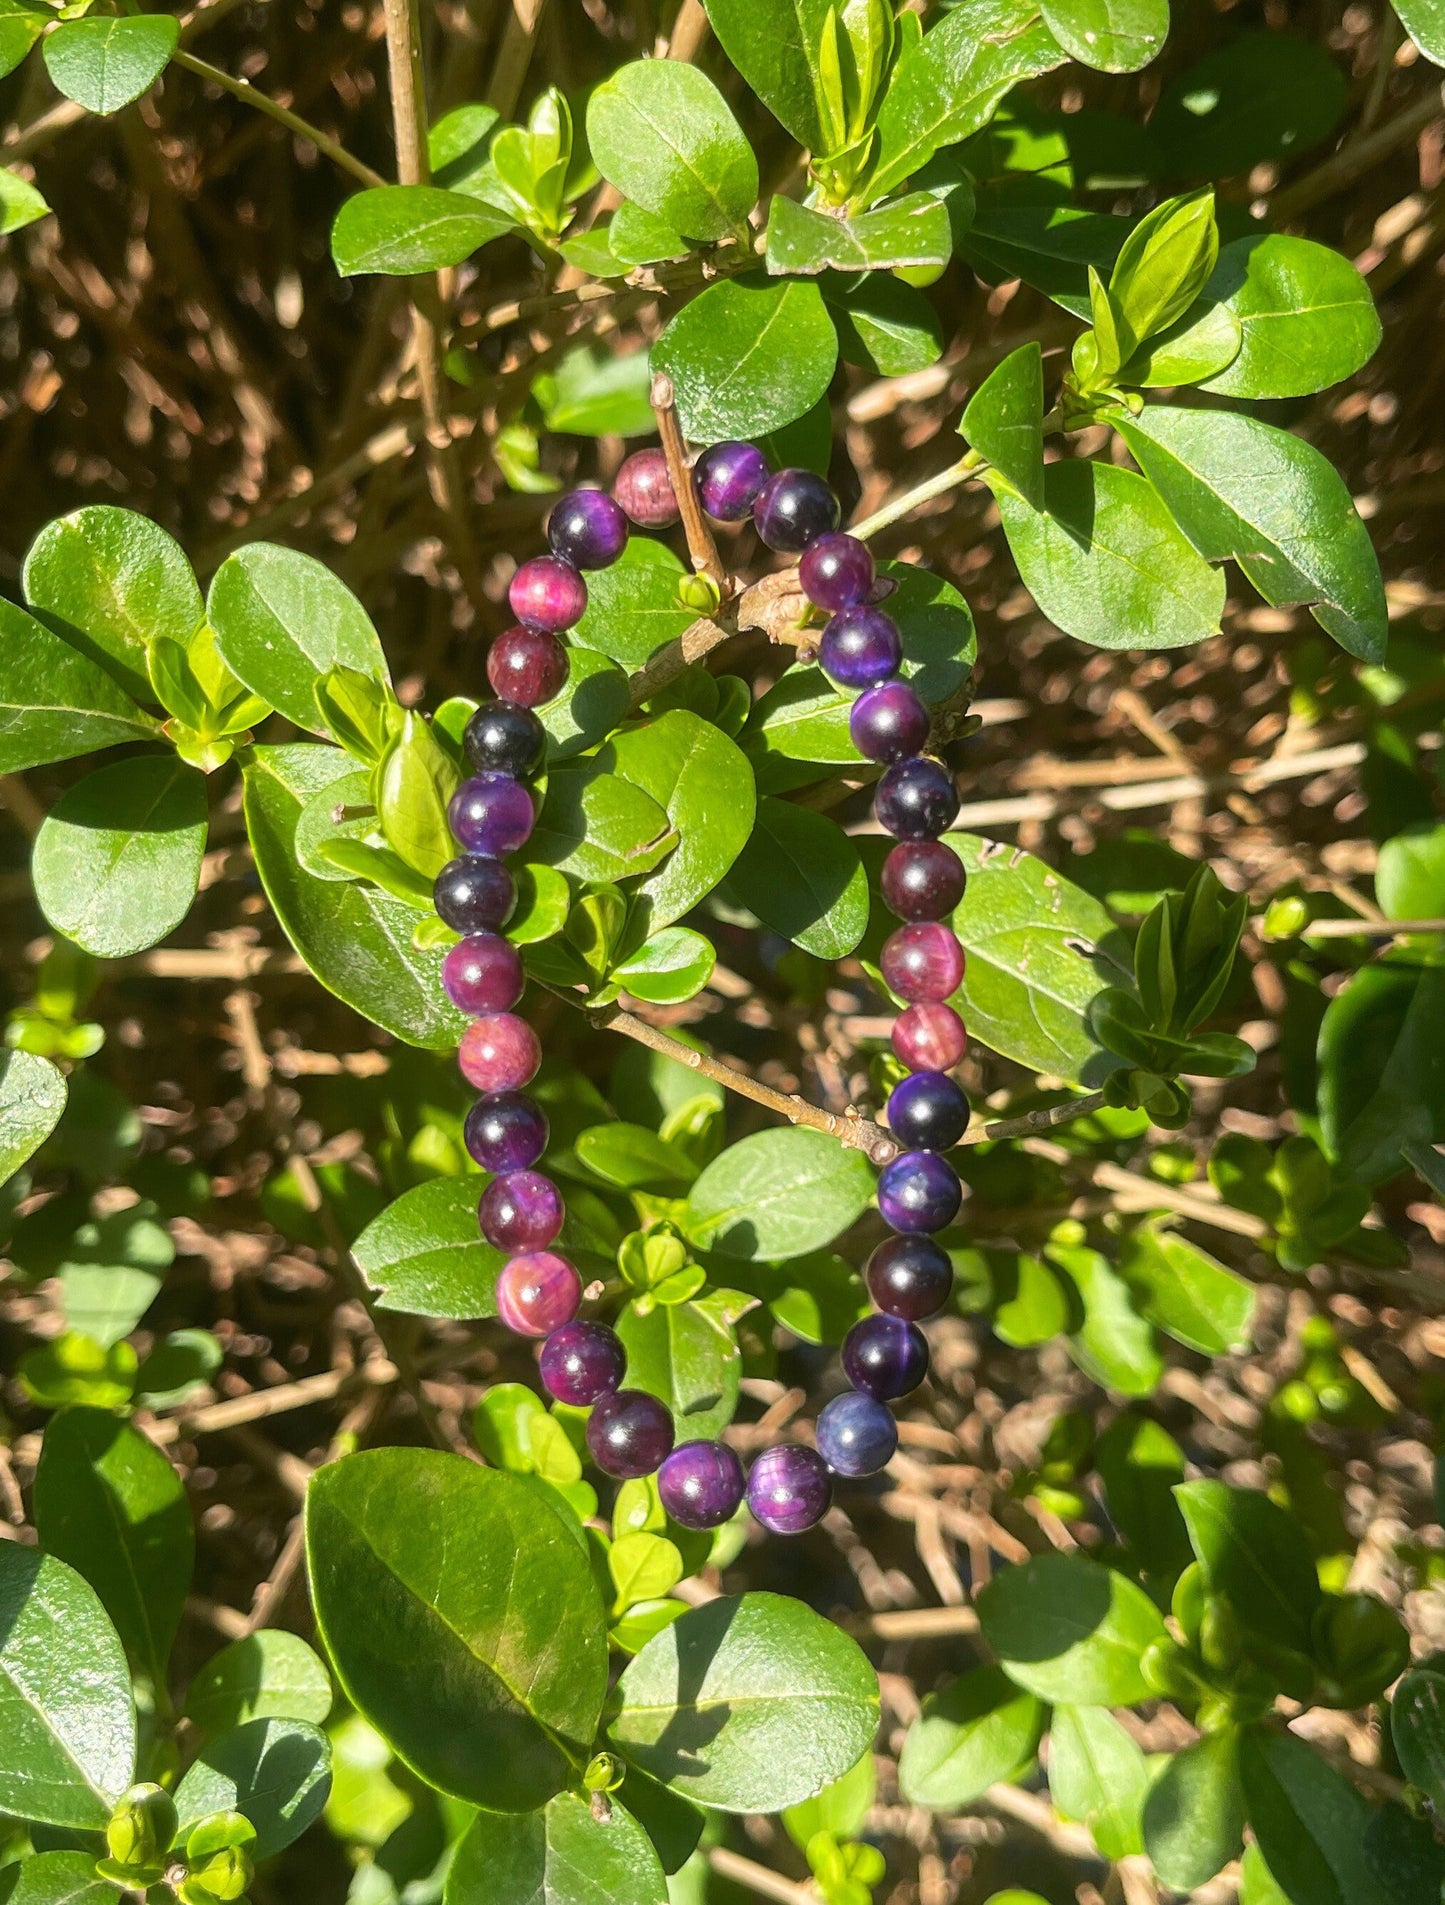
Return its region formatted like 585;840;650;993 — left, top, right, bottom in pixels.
850;452;982;542
706;1847;816;1905
651;372;725;584
170;50;385;187
971;1091;1107;1145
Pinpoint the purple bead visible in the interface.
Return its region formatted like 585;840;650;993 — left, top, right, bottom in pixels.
463;701;546;779
540;1321;627;1407
464;1090;548;1172
865;1235;954;1321
586;1389;676;1478
488;627;569;708
435;855;516;934
752;469;841;552
548;487;629;570
881;921;965;1004
747;1444;832;1534
882;840;966;922
816;1392;898;1477
614;449;680;528
479;1169;564;1252
887;1071;971;1152
893;1003;968;1074
800;533;875;612
842;1313;930;1400
694;441;770;521
449;773;535;858
443;933;524;1015
510;556;587;633
819;606;902;690
874;756;958;841
657;1439;746;1530
496;1251;581;1337
850;682;930;763
877;1150;962;1235
458;1014;541;1093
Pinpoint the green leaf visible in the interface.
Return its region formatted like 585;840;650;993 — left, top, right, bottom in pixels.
32;756;207;959
352;1177;504;1319
445;1794;666;1905
307;1450;608;1810
1174;1479;1321;1652
209;544;389;734
376;709;458;881
533;343;655;438
573;538;693;672
766;193;952;275
1118;293;1242;388
533;646;631;760
975;1551;1167;1704
684;1126;876;1261
56;1204;173;1350
330;184;513;275
0;598;156;773
607;1593;879;1812
727;798;869;958
41;15;178;114
185;1632;333;1735
607;201;688;268
1048;1705;1147;1859
529;760;674;886
0;1050;67;1189
651;276;838;444
1395;0;1445;61
823;271;944;376
953;1246;1071;1347
34;1409;193;1689
605;710;756;929
1114;405;1386;665
1096;1412;1190;1582
701;0;834;151
1143;1732;1247;1891
1199;235;1380;400
1117;1227;1255;1355
960;341;1043;509
587;61;757;243
609;926;715;1004
1377;820;1445;921
0;1853;116;1905
1049;1242;1163;1396
171;1717;330;1859
0;168;49;234
1392;1668;1445;1810
783;1751;875;1850
897;1664;1044;1808
0;1544;135;1828
1038;0;1166;72
1317;961;1445;1182
616;1298;740;1441
1150;33;1347;179
1107;189;1219;359
961;188;1126;318
576;1124;698;1192
0;0;47;80
991;458;1226;653
1238;1730;1391;1905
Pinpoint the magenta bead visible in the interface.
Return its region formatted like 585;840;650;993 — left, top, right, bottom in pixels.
614;448;680;527
893;1003;968;1073
658;1440;746;1530
746;1445;832;1534
510;556;587;633
458;1013;540;1092
480;1169;564;1252
442;934;524;1015
487;626;569;707
881;922;965;1004
448;773;535;858
799;533;875;612
495;1251;581;1337
881;840;966;922
540;1320;626;1406
850;681;931;763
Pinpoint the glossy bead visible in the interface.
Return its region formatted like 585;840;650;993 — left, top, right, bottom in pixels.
881;921;965;1004
458;1013;540;1092
435;855;516;933
510;555;587;633
449;773;535;858
887;1071;971;1152
865;1234;954;1321
850;682;930;763
442;933;524;1016
877;1149;962;1234
694;440;770;521
752;468;841;552
842;1314;929;1400
893;1002;968;1074
487;627;569;708
495;1251;580;1338
882;840;966;921
819;606;902;690
746;1444;832;1534
658;1439;746;1530
799;532;875;612
479;1169;565;1252
540;1320;627;1407
548;487;629;570
464;1090;548;1172
586;1389;676;1479
816;1392;898;1477
874;756;958;840
614;448;680;528
463;700;546;780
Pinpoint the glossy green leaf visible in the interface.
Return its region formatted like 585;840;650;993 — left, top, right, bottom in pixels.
953;1245;1071;1347
185;1632;333;1735
42;15;177;114
898;1664;1044;1808
684;1126;876;1261
766;193;951;275
651;276;837;444
1143;1731;1247;1891
1239;1729;1390;1905
823;271;944;376
1377;821;1445;921
701;0;833;151
1199;234;1380;400
0;1050;66;1189
0;1853;115;1905
976;1552;1167;1704
533;343;655;437
530;760;674;886
726;798;869;958
330;184;513;275
1048;1705;1147;1859
172;1716;330;1859
961;189;1125;317
1392;1668;1445;1810
352;1177;504;1320
616;1298;741;1441
960;341;1043;509
1117;1227;1255;1355
607;201;688;268
1038;0;1166;72
1395;0;1445;61
532;645;631;760
1050;1242;1163;1396
1317;961;1445;1182
0;0;47;79
0;168;49;235
606;710;755;929
445;1794;666;1905
0;598;156;773
609;926;715;1004
587;61;756;242
1175;1480;1321;1651
573;538;693;671
1119;294;1242;387
1095;1412;1190;1584
576;1124;698;1192
1150;33;1347;178
57;1204;173;1351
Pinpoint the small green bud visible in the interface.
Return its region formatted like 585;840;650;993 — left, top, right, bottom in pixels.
582;1751;625;1794
181;1846;253;1904
1262;895;1309;941
106;1784;178;1874
677;571;722;616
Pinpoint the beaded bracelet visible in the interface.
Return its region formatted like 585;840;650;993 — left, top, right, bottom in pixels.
434;438;968;1540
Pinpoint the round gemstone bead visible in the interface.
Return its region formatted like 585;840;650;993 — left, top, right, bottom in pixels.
799;532;875;612
495;1251;580;1338
881;921;965;1004
850;682;930;764
694;440;770;521
881;840;966;921
586;1389;676;1479
865;1234;954;1321
448;773;535;858
887;1071;971;1152
487;627;569;708
893;1002;968;1074
816;1391;898;1477
842;1314;929;1400
877;1150;962;1234
442;933;524;1016
479;1169;565;1252
435;855;515;934
614;448;680;528
540;1320;627;1407
548;487;629;570
874;756;958;840
458;1013;540;1092
463;700;546;779
658;1439;747;1530
752;469;841;552
464;1090;548;1172
746;1444;832;1534
510;556;587;633
819;606;902;690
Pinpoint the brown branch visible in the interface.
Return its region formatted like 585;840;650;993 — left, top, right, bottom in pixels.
968;1091;1107;1145
651;372;725;585
706;1848;816;1905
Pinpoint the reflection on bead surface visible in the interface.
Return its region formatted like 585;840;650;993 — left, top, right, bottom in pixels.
877;1149;962;1234
746;1444;832;1533
479;1169;565;1251
881;921;965;1004
463;700;546;779
881;840;966;921
841;1313;929;1400
487;627;569;708
752;469;840;551
694;440;770;521
464;1090;548;1172
615;448;680;527
548;487;629;570
799;532;875;612
587;1388;676;1478
458;1013;540;1092
887;1071;971;1152
495;1251;580;1337
850;681;931;763
540;1320;626;1406
865;1234;954;1320
816;1391;898;1476
435;856;516;934
510;556;587;633
442;933;524;1016
658;1440;746;1529
893;1002;968;1074
448;773;535;858
874;756;958;840
819;606;902;690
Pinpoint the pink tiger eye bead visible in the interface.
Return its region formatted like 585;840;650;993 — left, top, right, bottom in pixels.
509;555;587;633
495;1251;581;1337
480;1169;565;1252
458;1013;541;1092
893;1002;968;1073
880;922;965;1004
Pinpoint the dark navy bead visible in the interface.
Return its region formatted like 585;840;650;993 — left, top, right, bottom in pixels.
887;1071;971;1151
463;700;546;779
586;1389;676;1478
548;487;629;570
434;855;515;933
752;469;841;552
841;1313;930;1400
816;1391;898;1476
464;1090;549;1172
865;1235;953;1321
877;1150;962;1234
658;1439;746;1530
874;756;958;841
